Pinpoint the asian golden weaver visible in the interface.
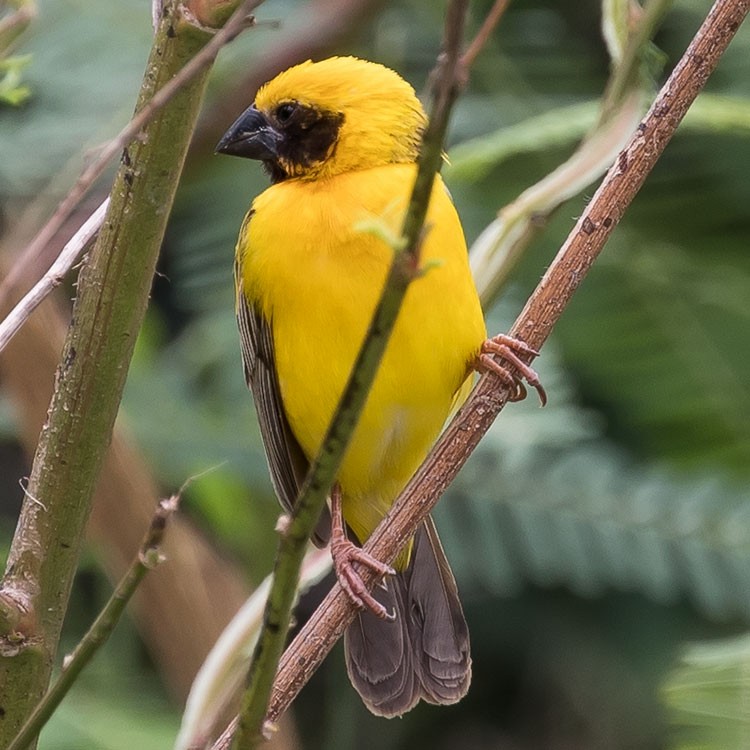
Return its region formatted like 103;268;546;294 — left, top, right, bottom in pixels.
217;56;542;717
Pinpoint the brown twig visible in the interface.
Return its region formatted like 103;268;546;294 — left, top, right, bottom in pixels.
459;0;510;72
0;0;262;312
254;0;748;729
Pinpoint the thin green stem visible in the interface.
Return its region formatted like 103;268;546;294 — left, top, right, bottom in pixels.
6;497;178;750
230;2;470;747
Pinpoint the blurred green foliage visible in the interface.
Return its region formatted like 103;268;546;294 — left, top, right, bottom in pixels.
1;0;749;748
664;634;750;750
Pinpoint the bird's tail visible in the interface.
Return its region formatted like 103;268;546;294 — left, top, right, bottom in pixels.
343;517;471;717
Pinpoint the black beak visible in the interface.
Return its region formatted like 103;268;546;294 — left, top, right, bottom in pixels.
215;105;282;160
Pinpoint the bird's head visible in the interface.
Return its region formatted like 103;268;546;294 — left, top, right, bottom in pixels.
216;57;427;182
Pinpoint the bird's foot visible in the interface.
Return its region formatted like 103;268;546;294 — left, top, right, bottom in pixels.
331;532;396;621
476;334;547;406
329;483;395;620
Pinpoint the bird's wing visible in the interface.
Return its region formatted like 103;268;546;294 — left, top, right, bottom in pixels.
235;258;330;545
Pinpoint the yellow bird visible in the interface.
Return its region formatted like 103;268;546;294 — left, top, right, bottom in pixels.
217;56;543;717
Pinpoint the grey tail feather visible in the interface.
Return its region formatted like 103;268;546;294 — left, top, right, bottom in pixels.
344;517;471;717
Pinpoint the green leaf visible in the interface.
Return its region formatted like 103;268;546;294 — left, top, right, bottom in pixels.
682;93;750;136
0;54;33;106
446;101;598;181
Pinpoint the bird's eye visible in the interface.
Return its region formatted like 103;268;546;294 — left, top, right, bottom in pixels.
275;103;297;123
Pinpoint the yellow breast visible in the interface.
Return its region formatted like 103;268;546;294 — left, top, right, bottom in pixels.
238;164;485;543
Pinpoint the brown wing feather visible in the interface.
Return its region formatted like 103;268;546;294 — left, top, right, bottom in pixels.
235;253;330;546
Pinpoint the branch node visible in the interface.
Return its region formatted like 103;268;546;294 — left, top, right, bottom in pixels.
354;216;407;253
417;257;444;278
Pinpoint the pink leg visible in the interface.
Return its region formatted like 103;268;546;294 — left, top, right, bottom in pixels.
330;484;396;621
476;334;547;406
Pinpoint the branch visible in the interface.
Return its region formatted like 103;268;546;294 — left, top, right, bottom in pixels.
0;1;261;744
459;0;509;72
228;2;470;748
257;0;748;729
6;494;179;750
0;198;108;354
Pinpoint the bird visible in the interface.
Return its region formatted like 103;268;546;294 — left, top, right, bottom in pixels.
216;56;544;717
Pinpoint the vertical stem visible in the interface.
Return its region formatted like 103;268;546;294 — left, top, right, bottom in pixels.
0;4;212;745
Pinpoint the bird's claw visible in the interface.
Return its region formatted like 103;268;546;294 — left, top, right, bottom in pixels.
477;334;547;406
331;535;396;621
330;482;396;620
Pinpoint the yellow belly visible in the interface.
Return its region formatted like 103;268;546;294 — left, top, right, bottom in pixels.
239;164;486;546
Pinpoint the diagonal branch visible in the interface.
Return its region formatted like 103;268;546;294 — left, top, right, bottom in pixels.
256;0;748;730
459;0;509;72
